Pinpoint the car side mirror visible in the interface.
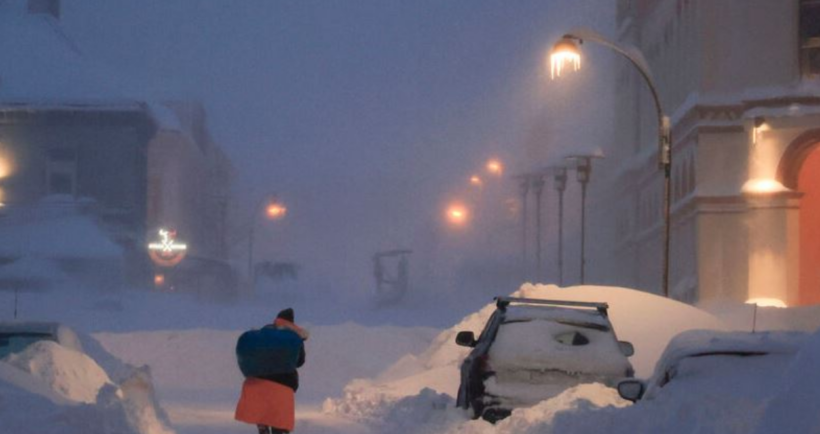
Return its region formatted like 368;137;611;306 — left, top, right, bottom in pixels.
617;379;645;402
618;341;635;357
455;331;477;347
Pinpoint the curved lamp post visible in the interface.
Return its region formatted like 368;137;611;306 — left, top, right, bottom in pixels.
248;195;287;286
550;28;673;297
565;154;604;285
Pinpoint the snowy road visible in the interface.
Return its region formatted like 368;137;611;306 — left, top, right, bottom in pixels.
166;403;373;434
93;325;438;434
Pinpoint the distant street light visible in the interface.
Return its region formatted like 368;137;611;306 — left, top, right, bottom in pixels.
446;202;470;227
248;195;286;286
469;175;483;187
486;159;504;176
265;202;287;220
565;154;604;285
550;28;672;296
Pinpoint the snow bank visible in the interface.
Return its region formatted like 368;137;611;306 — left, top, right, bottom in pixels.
0;327;175;434
754;329;820;434
702;301;820;333
325;284;724;432
0;360;141;434
325;382;628;434
336;283;724;404
3;340;112;403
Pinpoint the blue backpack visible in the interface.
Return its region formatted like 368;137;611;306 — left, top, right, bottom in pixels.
236;327;303;377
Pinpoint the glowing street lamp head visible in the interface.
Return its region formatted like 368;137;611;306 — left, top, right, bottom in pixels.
469;175;483;187
446;203;469;226
486;159;504;176
265;202;287;220
550;37;582;79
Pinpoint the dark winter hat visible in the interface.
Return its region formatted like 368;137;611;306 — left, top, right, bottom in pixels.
276;308;295;323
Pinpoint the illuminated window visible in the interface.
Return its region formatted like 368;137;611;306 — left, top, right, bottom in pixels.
801;0;820;77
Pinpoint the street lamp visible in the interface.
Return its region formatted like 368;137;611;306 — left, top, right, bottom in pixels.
514;174;532;281
469;174;483;187
549;166;568;286
486;158;504;176
550;28;673;297
565;154;604;285
531;175;547;282
446;202;470;227
248;195;286;287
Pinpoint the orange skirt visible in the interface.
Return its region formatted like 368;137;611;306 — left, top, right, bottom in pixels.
235;378;295;432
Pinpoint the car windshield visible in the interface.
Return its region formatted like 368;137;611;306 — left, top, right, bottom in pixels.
0;332;56;359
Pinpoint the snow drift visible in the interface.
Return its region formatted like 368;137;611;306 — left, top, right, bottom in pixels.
324;284;726;431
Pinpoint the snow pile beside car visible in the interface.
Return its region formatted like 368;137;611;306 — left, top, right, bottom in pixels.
754;328;820;434
4;340;112;403
544;330;814;434
0;323;175;434
324;284;724;430
325;382;628;434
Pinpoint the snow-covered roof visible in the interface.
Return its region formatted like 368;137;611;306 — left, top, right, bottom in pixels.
0;1;191;136
0;1;143;106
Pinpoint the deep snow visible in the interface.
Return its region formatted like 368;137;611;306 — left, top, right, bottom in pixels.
3;282;820;434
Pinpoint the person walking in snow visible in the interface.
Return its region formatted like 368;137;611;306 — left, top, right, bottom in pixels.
235;308;309;434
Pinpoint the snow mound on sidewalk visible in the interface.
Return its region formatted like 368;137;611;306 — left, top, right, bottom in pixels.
3;340;112;403
754;328;820;434
0;361;136;434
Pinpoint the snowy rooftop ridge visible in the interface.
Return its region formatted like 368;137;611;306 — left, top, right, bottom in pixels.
669;81;820;126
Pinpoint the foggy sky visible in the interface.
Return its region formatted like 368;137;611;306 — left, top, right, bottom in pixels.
59;1;615;298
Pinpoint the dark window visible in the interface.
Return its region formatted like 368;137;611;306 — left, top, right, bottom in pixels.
45;146;76;196
47;147;76;161
801;0;820;76
49;172;73;194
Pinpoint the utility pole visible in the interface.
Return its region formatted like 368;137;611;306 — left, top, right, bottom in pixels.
532;175;546;283
517;176;531;281
553;167;567;286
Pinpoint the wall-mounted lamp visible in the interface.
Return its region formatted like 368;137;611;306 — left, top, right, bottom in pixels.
752;117;768;145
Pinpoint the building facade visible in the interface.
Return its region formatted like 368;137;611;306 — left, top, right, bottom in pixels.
0;0;235;294
598;0;820;306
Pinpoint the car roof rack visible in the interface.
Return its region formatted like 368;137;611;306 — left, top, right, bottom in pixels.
495;296;609;316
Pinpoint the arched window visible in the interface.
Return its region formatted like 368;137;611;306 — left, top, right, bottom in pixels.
801;0;820;77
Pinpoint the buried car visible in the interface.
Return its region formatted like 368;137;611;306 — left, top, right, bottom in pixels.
455;297;635;422
0;321;83;359
617;329;807;404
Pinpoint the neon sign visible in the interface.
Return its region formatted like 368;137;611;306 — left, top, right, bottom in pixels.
148;229;188;267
